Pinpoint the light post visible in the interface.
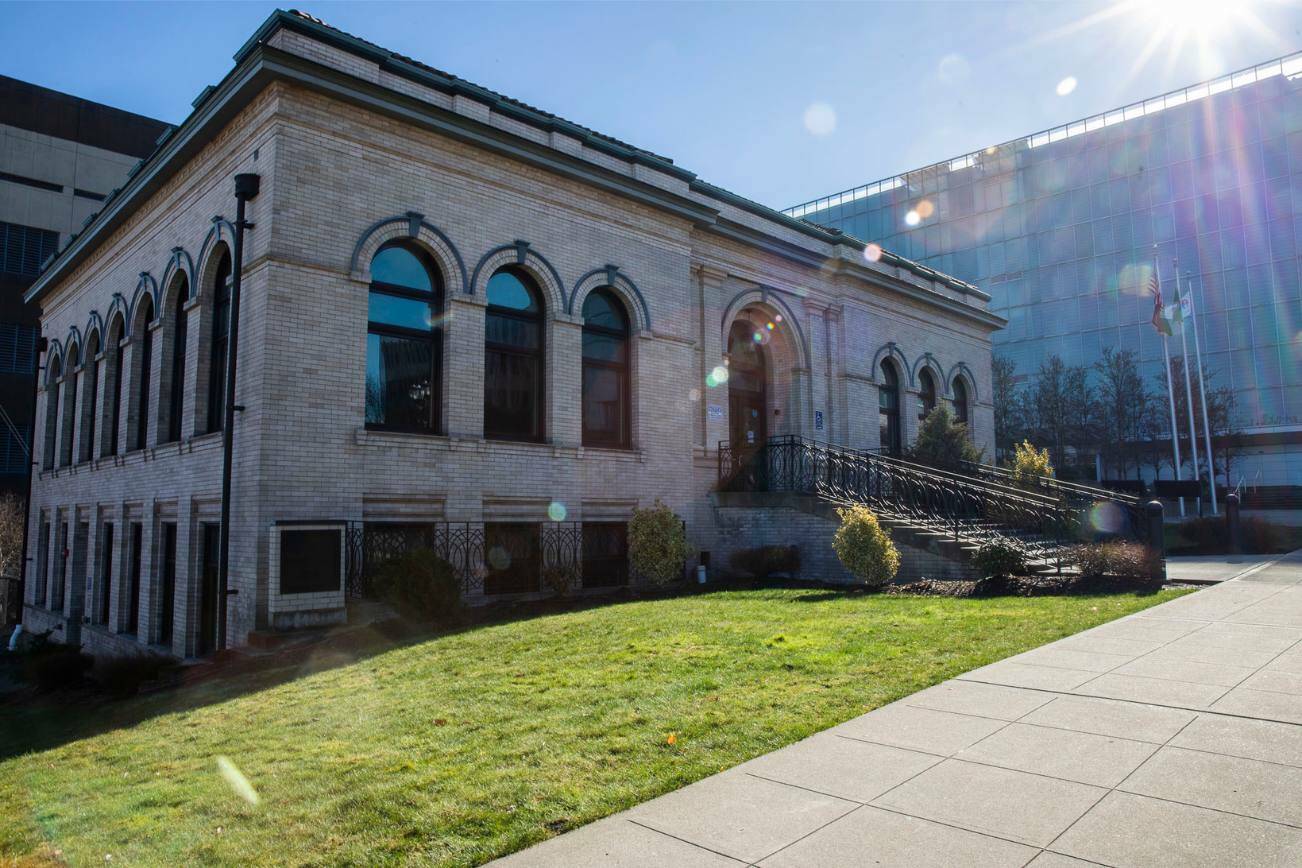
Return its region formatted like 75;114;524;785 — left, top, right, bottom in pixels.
216;173;259;652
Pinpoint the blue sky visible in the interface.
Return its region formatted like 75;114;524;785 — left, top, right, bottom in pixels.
4;1;1300;208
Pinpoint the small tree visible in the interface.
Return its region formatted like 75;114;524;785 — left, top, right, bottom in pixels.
628;499;690;585
832;505;900;588
1009;440;1052;489
991;355;1022;464
906;404;982;471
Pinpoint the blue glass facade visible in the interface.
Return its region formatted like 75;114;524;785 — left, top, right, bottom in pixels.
790;56;1302;486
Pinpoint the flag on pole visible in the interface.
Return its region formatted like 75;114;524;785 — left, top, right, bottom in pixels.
1148;265;1173;335
1169;277;1187;329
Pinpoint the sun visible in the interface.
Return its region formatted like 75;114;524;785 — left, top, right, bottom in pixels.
1139;0;1245;43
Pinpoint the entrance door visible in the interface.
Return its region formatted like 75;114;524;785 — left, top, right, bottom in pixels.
198;523;220;656
727;321;767;449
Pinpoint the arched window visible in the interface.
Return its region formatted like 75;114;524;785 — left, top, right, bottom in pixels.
365;243;443;432
918;368;937;423
105;316;125;457
164;275;188;443
484;268;544;441
581;289;630;448
879;360;901;456
60;344;79;466
133;296;154;451
207;250;232;433
952;377;970;427
79;333;100;463
42;355;61;470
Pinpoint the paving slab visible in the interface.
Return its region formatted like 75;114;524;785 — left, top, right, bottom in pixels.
1053;790;1302;868
870;759;1105;847
1164;553;1281;584
759;806;1037;868
1119;746;1302;827
1169;713;1302;767
830;702;1004;756
624;771;856;864
735;732;939;803
955;721;1158;787
491;816;745;867
498;550;1302;867
1018;694;1195;743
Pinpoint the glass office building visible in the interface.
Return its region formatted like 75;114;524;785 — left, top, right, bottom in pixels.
788;53;1302;493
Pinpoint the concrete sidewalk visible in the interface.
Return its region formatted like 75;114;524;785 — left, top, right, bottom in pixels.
497;551;1302;868
1166;552;1284;585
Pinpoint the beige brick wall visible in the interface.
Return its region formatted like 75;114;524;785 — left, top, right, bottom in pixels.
24;35;1000;658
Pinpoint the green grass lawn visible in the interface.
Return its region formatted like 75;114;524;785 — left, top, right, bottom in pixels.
0;587;1186;866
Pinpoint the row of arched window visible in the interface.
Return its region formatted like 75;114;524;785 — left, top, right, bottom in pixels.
877;359;970;456
364;241;633;447
41;247;234;471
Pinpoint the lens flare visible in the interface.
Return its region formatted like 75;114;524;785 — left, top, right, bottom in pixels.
487;545;511;571
774;314;783;323
707;365;729;387
803;102;837;136
765;322;774;331
1089;501;1126;534
863;243;883;262
689;388;700;402
216;756;260;806
547;501;567;521
1056;76;1078;96
905;210;921;227
915;199;935;219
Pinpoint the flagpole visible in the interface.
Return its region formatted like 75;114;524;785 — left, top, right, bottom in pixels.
1187;272;1218;515
1174;262;1201;515
1162;328;1186;518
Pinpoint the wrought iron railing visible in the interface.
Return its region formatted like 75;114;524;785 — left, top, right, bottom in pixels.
718;436;1154;571
345;520;630;599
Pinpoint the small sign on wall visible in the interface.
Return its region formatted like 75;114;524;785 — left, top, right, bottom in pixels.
707;404;724;420
815;410;825;431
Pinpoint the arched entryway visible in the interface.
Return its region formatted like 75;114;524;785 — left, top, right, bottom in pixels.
727;319;767;449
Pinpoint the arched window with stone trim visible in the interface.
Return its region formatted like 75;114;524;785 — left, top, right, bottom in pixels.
59;343;79;467
133;296;154;451
104;315;125;457
581;288;630;448
79;332;100;463
365;242;443;432
207;249;232;433
879;359;902;456
918;368;937;423
484;267;544;442
952;376;970;428
163;274;188;443
42;355;60;471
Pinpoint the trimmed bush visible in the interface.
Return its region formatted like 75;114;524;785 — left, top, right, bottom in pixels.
972;538;1027;578
24;644;92;692
92;653;176;697
1177;515;1284;554
542;564;579;597
1009;440;1052;490
832;505;900;588
371;548;460;621
629;499;690;586
1071;541;1152;580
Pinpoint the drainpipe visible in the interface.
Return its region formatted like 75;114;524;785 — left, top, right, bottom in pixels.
216;173;259;652
18;336;48;622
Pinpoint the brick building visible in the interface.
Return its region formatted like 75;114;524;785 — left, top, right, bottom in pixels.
22;11;1002;658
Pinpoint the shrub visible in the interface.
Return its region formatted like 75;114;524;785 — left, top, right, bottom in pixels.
542;563;579;597
629;499;691;586
1009;440;1052;490
729;545;800;579
1071;541;1153;580
832;505;900;588
92;653;175;697
972;538;1027;578
23;644;92;692
371;548;460;621
1178;515;1283;554
907;404;983;471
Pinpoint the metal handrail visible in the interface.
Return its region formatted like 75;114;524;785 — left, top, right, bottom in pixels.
964;461;1143;506
718;436;1153;572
